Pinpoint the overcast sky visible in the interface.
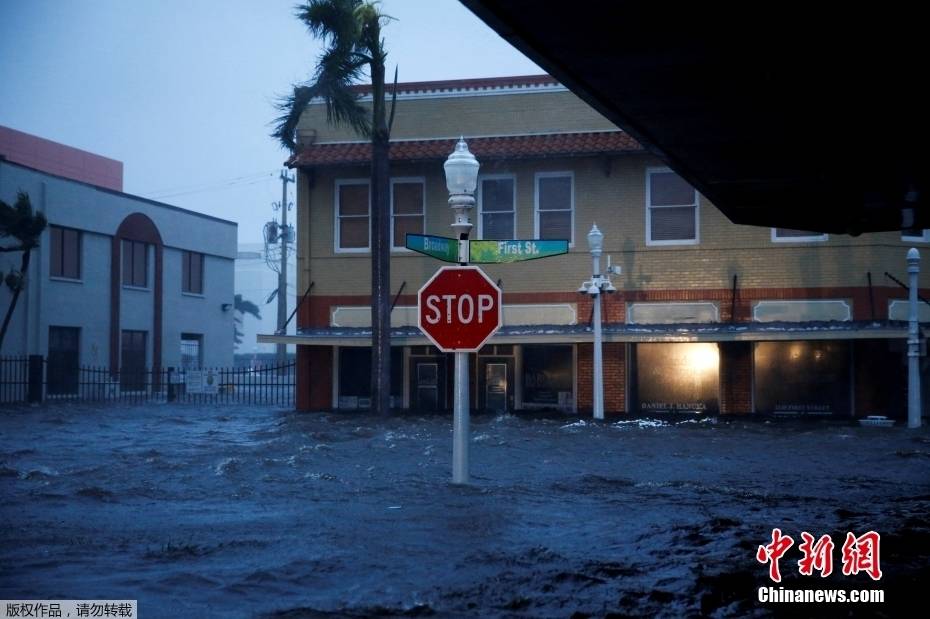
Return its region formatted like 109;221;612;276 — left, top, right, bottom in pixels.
0;0;541;242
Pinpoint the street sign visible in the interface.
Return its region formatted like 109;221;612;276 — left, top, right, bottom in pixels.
405;233;460;263
417;266;502;352
470;239;568;263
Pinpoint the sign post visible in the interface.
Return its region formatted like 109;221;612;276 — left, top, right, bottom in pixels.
414;138;572;484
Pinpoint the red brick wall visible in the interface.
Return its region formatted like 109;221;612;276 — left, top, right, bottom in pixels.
296;346;333;411
577;342;626;416
719;342;753;414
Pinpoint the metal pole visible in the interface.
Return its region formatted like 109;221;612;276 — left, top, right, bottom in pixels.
453;351;470;483
446;138;477;485
592;252;604;420
277;170;294;367
907;248;921;428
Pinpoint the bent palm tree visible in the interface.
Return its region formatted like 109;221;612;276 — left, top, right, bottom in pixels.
234;294;262;349
0;191;47;350
273;0;395;415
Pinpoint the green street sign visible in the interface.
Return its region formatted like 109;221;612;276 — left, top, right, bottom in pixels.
469;239;569;263
405;233;459;263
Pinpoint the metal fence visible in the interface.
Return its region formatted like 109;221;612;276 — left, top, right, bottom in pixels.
0;355;295;407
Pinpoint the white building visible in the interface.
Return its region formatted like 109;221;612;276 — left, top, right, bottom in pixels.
0;155;237;388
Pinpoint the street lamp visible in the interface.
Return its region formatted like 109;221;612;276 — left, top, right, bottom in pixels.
444;137;480;484
580;223;618;420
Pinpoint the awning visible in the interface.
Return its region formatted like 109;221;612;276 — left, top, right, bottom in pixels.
259;321;913;347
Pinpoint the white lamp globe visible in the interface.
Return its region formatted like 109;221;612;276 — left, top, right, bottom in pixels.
587;223;604;254
444;137;480;195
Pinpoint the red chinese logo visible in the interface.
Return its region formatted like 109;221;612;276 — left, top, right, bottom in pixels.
756;528;794;582
757;529;881;581
798;532;834;577
841;531;883;581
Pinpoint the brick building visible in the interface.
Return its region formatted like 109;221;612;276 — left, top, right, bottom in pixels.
260;75;928;419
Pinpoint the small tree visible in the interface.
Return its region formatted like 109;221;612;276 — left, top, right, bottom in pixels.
0;191;47;351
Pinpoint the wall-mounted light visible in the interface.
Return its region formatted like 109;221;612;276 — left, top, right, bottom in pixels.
221;303;232;312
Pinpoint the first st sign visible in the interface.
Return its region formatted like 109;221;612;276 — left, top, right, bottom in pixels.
417;266;502;352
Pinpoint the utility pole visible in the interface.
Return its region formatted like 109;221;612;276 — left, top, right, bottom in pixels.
277;170;295;367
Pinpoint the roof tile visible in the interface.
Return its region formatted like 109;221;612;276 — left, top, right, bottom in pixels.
288;131;642;167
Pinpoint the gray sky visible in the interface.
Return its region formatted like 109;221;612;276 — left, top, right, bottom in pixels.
0;0;541;242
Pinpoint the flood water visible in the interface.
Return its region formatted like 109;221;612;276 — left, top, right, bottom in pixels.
1;403;928;617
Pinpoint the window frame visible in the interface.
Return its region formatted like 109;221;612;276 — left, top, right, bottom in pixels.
477;173;517;241
770;228;829;243
534;171;575;246
390;176;426;252
121;239;149;288
645;166;700;246
334;178;371;253
49;225;82;281
902;229;930;242
182;250;205;295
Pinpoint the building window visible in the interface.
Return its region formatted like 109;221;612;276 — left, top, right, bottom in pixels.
522;344;574;408
120;330;147;391
48;326;80;395
122;239;148;287
478;175;516;240
335;180;370;251
902;229;930;242
646;168;698;245
391;178;425;249
337;347;403;408
535;173;574;243
180;333;202;369
182;251;204;294
49;226;81;279
771;228;828;242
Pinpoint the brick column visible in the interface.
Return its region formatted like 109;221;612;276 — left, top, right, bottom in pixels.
719;341;753;414
296;345;333;411
577;343;592;414
604;342;626;414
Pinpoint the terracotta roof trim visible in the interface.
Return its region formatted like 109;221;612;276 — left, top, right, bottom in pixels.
287;131;644;167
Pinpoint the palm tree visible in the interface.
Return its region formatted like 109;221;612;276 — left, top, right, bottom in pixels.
0;191;47;351
273;0;395;415
233;294;262;350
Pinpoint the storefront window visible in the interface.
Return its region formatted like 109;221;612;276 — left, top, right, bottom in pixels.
754;341;850;415
337;347;403;408
522;344;573;407
635;343;719;413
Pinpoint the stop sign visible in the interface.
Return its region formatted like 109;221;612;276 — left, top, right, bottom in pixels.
417;266;502;352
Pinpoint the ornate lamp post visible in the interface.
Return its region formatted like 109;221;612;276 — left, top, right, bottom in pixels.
443;138;480;483
580;224;616;419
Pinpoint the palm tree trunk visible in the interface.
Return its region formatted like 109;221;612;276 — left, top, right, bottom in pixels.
370;58;392;415
0;248;32;351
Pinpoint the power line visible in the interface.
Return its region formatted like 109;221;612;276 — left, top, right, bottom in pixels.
143;171;277;200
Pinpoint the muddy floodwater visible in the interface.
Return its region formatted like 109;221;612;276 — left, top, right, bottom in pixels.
1;403;928;618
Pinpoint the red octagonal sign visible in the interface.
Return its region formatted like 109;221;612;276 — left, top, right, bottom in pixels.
417;266;502;352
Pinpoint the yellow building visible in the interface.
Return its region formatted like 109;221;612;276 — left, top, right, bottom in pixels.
261;75;928;419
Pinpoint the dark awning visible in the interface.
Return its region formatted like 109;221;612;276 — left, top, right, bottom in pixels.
259;321;912;347
459;1;928;235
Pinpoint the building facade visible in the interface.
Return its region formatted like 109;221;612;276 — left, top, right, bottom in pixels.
1;132;237;391
261;76;929;419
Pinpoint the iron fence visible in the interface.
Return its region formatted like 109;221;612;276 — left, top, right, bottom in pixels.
0;356;294;407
